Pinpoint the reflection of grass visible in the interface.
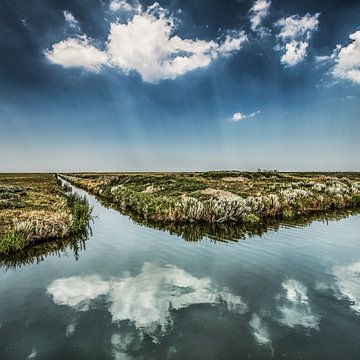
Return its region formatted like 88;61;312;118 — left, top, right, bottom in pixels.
0;174;92;256
0;235;87;270
62;171;360;227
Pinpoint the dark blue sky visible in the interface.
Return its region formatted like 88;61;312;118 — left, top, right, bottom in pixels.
0;0;359;171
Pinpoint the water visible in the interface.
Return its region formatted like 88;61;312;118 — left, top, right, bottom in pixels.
1;184;360;359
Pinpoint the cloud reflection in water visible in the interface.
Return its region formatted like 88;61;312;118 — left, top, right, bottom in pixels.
47;262;247;356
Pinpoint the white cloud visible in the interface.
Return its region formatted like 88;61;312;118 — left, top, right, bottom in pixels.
280;40;308;66
332;30;360;84
230;111;260;122
219;31;248;54
47;263;247;341
109;0;142;13
249;0;271;36
46;3;247;83
276;13;320;41
63;10;80;30
45;36;108;72
333;262;360;313
275;13;320;67
275;279;320;330
315;55;332;63
107;8;216;83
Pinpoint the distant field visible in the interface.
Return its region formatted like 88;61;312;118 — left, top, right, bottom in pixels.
62;171;360;226
0;174;92;255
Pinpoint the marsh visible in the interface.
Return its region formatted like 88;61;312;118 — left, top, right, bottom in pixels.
1;181;360;359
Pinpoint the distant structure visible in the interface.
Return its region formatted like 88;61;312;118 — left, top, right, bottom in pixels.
257;169;278;173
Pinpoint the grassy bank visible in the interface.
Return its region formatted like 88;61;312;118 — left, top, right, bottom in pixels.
61;172;360;227
0;174;92;255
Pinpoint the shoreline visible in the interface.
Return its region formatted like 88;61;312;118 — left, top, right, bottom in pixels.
0;174;93;256
61;172;360;237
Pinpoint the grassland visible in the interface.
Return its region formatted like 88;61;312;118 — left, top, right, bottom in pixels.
0;174;92;256
61;172;360;230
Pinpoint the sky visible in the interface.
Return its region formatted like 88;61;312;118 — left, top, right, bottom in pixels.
0;0;359;172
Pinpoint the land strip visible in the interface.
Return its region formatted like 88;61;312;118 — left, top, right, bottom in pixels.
61;172;360;228
0;174;92;255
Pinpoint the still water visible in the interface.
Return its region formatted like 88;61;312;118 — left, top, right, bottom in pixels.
1;184;360;359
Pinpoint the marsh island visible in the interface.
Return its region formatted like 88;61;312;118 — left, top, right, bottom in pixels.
62;171;360;226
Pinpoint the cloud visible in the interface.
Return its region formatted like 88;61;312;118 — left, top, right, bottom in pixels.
333;262;360;313
45;36;108;72
332;30;360;84
280;40;308;67
21;18;28;28
276;13;320;40
275;279;320;330
275;13;320;67
63;10;80;30
315;56;330;63
109;0;142;14
46;3;247;83
230;111;260;122
218;30;249;54
249;0;271;36
47;263;247;342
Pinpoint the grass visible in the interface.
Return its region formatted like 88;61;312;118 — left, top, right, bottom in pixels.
65;192;93;235
61;171;360;228
0;174;92;256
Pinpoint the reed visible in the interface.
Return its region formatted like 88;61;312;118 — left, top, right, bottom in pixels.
0;174;92;255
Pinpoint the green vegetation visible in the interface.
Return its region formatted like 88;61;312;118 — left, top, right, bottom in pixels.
0;174;92;256
62;171;360;228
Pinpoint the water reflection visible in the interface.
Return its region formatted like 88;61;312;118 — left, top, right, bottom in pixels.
333;262;360;314
47;262;247;338
111;329;144;360
0;235;88;270
45;262;335;358
275;279;319;330
249;314;272;348
47;262;248;358
1;199;358;270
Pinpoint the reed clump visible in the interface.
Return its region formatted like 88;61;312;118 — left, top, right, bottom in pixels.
0;174;92;255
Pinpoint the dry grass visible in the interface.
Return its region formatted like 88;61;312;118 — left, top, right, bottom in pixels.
0;174;92;255
62;171;360;226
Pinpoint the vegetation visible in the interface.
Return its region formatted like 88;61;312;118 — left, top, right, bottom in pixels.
61;171;360;228
0;174;92;256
